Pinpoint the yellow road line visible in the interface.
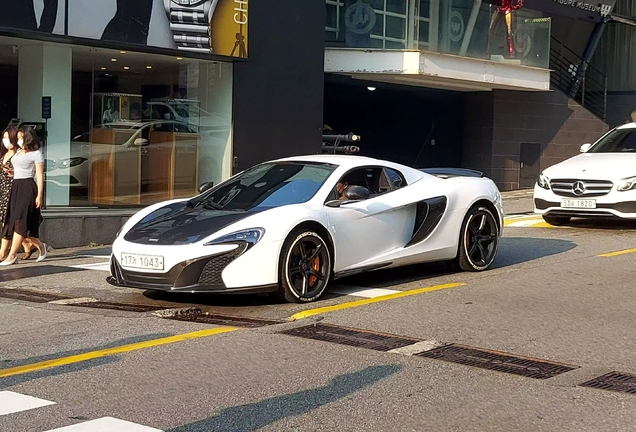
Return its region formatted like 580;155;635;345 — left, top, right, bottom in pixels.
598;247;636;257
0;327;238;379
289;282;466;321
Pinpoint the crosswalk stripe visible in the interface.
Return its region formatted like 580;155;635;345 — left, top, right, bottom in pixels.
42;417;162;431
0;391;56;416
71;262;110;272
330;287;402;298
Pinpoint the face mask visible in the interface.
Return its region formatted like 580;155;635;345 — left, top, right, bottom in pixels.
2;138;13;149
17;139;24;148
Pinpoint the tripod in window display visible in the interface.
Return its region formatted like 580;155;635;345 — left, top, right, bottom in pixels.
489;0;524;59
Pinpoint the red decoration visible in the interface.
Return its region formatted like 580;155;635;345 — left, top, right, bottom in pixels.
490;0;524;58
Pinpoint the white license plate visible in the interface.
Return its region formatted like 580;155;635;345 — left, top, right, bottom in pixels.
560;199;596;209
121;253;164;270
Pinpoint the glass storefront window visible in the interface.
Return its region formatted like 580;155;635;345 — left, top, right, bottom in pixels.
325;0;551;69
0;36;233;209
54;46;233;208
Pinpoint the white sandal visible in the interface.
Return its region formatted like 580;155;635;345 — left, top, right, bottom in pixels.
36;243;47;263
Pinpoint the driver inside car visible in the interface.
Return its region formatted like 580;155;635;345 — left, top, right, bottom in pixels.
336;180;349;199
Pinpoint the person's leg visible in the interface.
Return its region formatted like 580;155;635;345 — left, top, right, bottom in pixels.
0;236;10;260
21;237;34;260
0;231;25;265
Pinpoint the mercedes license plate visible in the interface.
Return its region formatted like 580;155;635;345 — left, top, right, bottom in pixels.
560;199;596;209
121;253;164;270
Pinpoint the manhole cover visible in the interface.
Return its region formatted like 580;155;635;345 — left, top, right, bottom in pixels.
579;372;636;394
0;288;70;303
169;313;282;328
417;344;578;379
280;323;419;352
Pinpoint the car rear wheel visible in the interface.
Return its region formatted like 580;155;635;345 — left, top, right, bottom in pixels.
542;215;571;226
277;229;332;303
456;206;499;272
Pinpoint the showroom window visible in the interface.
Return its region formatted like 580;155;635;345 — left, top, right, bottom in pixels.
57;46;234;208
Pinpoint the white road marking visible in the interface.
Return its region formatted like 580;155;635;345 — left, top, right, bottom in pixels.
48;297;100;305
387;340;445;355
71;262;110;272
0;391;56;416
43;417;163;432
330;287;401;298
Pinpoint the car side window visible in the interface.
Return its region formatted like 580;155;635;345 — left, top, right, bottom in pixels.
379;168;406;193
328;166;383;201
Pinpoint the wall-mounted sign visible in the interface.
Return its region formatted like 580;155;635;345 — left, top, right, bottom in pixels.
519;0;616;22
0;0;248;59
448;11;465;43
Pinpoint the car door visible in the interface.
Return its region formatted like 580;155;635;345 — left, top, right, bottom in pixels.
323;166;416;272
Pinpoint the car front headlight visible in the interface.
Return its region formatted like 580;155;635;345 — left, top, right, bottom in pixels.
537;173;550;190
617;176;636;192
204;228;265;250
59;157;87;169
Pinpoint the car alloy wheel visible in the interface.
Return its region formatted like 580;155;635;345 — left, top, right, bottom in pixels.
458;206;499;271
278;229;331;303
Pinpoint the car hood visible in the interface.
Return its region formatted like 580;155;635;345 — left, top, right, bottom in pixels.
123;201;265;246
544;153;636;180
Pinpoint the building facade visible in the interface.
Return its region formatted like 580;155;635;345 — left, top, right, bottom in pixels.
0;0;325;248
322;0;613;191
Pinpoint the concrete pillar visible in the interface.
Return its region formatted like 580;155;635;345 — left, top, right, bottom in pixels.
18;44;72;206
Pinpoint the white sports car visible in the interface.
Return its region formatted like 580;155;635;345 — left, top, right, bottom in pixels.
107;155;503;303
534;123;636;225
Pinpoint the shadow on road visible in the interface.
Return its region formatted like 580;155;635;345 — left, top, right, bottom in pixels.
491;237;577;268
167;364;402;432
338;237;577;288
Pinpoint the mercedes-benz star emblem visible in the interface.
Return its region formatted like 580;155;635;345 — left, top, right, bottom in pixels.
572;181;586;196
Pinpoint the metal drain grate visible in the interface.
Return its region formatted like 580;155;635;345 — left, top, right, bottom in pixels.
579;372;636;394
416;344;578;379
0;288;70;303
69;301;167;313
280;323;420;352
168;313;282;328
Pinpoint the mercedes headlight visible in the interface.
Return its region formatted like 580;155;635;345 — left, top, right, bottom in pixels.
59;157;87;169
204;228;265;249
617;176;636;192
537;173;550;190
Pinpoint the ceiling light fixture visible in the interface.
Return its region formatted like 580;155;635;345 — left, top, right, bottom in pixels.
146;66;152;69
101;67;106;70
124;66;130;70
176;57;183;60
111;58;117;62
120;51;126;54
367;86;376;91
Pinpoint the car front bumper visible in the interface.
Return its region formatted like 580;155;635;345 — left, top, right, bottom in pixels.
533;184;636;219
107;247;278;294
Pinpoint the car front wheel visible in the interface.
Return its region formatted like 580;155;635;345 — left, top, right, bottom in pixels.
456;206;499;272
277;228;332;303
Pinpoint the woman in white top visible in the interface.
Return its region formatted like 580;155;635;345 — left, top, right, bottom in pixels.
0;126;47;265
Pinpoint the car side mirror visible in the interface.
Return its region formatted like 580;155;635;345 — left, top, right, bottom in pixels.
345;185;370;201
580;143;592;153
198;181;214;193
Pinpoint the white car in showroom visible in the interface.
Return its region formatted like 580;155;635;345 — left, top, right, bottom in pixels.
534;123;636;225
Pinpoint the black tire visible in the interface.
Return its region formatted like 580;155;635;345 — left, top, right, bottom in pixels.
276;228;332;303
542;215;571;226
455;206;499;272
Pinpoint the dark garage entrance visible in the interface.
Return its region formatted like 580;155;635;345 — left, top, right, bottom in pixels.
323;76;464;169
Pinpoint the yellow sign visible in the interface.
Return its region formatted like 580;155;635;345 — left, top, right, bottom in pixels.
212;0;249;58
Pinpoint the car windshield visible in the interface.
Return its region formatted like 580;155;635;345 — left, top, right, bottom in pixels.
191;162;337;211
588;129;636;153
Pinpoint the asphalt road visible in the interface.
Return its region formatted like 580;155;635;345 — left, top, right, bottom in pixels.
2;196;636;431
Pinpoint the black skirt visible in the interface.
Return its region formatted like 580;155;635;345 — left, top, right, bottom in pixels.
1;178;43;239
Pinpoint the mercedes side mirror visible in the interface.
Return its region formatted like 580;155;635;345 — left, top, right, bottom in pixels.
345;185;370;200
580;143;592;153
134;138;149;146
198;181;214;193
